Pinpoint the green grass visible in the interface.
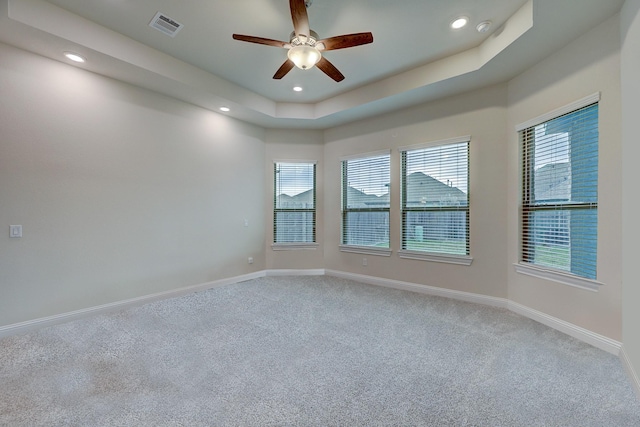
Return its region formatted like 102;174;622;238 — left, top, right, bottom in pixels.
533;245;570;270
405;239;466;255
379;240;569;269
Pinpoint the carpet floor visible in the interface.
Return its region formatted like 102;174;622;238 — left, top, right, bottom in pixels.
1;275;639;426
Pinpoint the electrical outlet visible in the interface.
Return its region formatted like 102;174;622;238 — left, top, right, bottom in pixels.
248;257;254;264
9;225;22;238
362;258;367;266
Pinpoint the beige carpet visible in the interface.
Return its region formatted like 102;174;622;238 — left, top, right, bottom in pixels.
1;275;639;426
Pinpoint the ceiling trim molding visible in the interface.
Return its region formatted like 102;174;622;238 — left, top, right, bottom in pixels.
3;0;533;128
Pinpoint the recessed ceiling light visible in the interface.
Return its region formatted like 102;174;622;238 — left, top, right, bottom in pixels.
451;16;469;29
63;52;86;63
293;86;303;92
219;107;230;112
476;21;492;33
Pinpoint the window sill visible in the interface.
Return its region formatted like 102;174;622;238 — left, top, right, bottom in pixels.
339;245;392;257
271;243;319;251
398;250;473;266
513;263;603;292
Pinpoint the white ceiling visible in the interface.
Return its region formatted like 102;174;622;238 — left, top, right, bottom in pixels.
0;0;625;129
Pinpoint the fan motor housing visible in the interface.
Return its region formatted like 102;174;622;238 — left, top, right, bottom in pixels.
289;30;319;47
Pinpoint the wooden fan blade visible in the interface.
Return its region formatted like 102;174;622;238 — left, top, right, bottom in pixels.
273;59;295;79
316;57;345;82
232;34;289;48
317;32;374;51
290;0;310;38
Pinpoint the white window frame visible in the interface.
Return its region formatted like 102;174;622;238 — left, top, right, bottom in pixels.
340;150;392;257
514;93;603;291
272;160;318;251
397;136;472;266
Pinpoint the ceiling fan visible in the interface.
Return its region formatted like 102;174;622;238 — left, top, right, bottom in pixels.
232;0;373;82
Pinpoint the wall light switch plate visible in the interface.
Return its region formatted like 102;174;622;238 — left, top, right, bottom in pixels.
9;225;22;238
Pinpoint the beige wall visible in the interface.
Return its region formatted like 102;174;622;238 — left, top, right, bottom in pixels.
621;0;640;387
0;42;266;327
507;15;622;339
264;129;325;270
323;84;509;298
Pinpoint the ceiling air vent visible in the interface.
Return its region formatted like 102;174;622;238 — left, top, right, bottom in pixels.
149;12;183;37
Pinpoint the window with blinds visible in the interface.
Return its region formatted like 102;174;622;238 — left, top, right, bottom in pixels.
341;153;390;248
520;102;598;280
400;140;469;256
274;162;316;243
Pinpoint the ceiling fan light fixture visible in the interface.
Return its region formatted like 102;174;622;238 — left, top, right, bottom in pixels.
232;1;371;81
287;45;321;70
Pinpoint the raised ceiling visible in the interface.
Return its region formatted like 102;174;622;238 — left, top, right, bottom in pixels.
0;0;625;129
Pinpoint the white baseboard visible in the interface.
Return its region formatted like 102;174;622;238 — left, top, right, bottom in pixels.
325;270;508;309
0;269;328;338
325;269;623;356
508;301;622;355
0;267;628;361
0;271;267;339
621;346;640;399
265;269;326;277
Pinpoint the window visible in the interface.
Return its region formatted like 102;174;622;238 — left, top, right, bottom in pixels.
341;152;390;251
274;162;316;244
519;97;598;282
400;138;470;258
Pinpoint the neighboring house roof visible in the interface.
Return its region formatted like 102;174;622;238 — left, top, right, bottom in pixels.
345;186;387;208
405;172;466;207
277;189;314;208
534;162;570;201
278;171;470;208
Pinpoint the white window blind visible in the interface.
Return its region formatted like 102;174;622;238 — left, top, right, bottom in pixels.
341;153;390;248
274;162;316;243
401;140;469;255
520;102;598;280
